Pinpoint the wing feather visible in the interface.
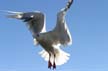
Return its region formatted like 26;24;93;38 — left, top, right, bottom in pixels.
7;11;46;45
52;0;73;46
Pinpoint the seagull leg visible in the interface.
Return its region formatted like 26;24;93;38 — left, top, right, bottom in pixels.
53;62;56;70
53;54;56;69
48;53;52;69
48;60;52;69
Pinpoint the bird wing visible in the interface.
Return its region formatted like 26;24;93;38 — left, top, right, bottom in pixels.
7;11;46;45
53;0;73;46
55;20;72;46
61;0;73;12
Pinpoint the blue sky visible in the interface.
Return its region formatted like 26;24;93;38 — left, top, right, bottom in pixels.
0;0;108;71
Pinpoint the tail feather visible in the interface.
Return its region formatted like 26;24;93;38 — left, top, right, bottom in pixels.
39;50;49;61
55;49;70;65
39;49;70;66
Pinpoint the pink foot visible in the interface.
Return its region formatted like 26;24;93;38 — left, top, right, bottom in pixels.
48;60;52;69
53;62;56;70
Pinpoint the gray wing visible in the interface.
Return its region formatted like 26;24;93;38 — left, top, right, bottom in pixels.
53;14;72;46
53;0;73;45
7;11;46;45
22;12;46;37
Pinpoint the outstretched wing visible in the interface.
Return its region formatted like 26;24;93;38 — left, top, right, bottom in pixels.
7;11;46;45
53;0;73;46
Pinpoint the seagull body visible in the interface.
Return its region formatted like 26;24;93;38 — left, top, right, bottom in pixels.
5;0;73;69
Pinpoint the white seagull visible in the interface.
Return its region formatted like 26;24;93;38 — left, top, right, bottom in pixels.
5;0;73;69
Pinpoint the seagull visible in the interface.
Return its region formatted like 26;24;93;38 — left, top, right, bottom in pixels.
5;0;73;69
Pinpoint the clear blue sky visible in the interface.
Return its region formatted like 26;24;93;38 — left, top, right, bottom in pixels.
0;0;108;71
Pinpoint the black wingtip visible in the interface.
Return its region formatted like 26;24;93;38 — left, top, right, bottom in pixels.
64;0;74;12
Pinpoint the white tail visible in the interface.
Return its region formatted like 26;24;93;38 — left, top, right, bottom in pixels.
39;49;70;66
54;48;70;65
39;50;49;61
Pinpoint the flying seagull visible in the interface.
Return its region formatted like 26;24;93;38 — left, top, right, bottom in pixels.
5;0;73;69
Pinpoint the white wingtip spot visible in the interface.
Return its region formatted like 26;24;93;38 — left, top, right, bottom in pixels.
17;14;23;18
7;14;23;19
